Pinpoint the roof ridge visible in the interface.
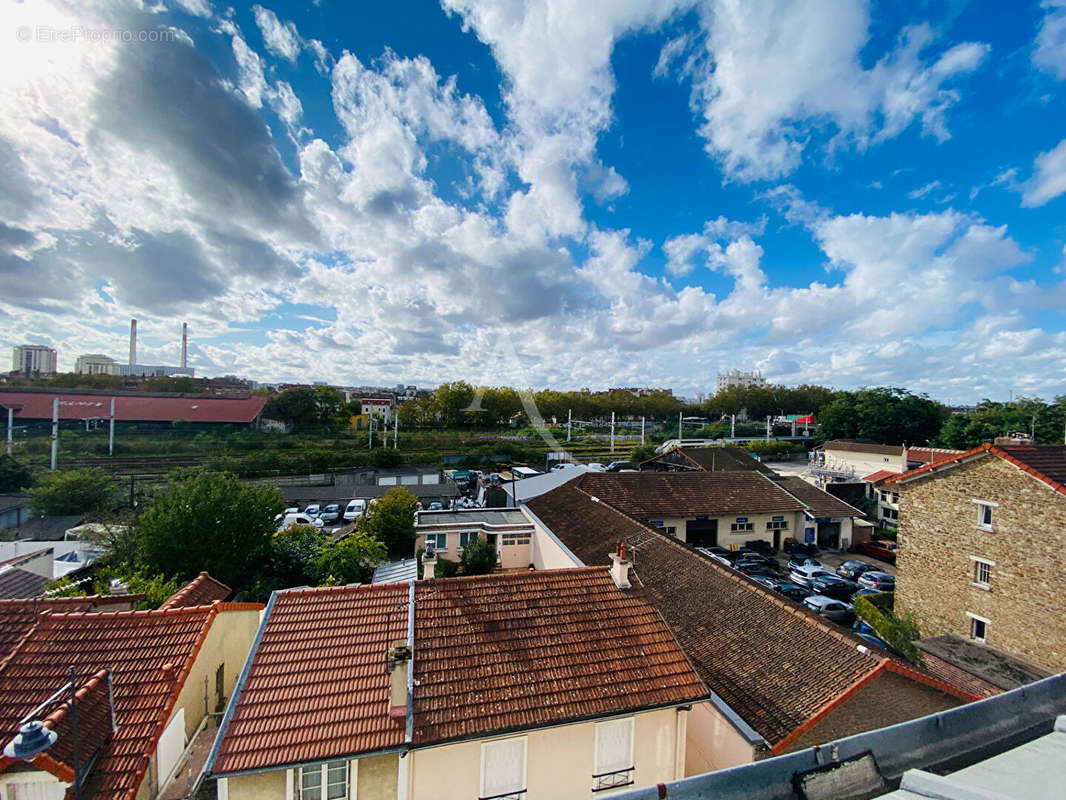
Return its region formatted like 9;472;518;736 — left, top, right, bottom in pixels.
42;603;215;622
419;565;604;589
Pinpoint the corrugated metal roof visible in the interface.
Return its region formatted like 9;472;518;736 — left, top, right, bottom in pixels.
0;390;267;424
371;558;419;584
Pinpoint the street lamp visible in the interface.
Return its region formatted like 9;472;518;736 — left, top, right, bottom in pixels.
2;665;83;800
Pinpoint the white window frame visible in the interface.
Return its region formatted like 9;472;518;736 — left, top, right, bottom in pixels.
426;532;448;552
593;717;635;792
972;499;998;532
967;612;990;643
459;531;481;549
288;759;355;800
971;557;994;590
479;736;527;800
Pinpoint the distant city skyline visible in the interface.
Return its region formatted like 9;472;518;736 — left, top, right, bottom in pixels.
2;1;1065;402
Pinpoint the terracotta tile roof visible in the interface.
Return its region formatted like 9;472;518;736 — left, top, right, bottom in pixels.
211;583;410;775
0;604;223;800
413;568;706;746
884;443;1066;498
0;548;53;568
821;440;904;457
906;447;966;465
769;476;864;518
212;570;706;774
0;596;144;665
861;469;898;484
524;483;977;748
0;389;267;425
574;472;805;518
159;572;231;609
645;446;774;474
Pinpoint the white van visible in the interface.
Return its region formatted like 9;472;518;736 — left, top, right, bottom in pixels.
274;513;324;532
343;499;367;522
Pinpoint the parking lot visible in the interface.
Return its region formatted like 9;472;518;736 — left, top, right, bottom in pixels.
789;547;897;577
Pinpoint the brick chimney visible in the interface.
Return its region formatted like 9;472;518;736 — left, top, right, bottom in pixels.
386;640;411;719
609;541;632;589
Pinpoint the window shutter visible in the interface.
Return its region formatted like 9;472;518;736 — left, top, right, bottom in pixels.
595;718;633;774
482;737;525;796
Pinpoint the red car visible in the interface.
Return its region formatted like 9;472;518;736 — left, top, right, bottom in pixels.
856;539;898;564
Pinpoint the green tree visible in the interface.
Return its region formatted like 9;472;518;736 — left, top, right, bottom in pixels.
310;529;387;585
359;487;418;558
459;537;498;576
630;443;658;463
817;388;946;446
137;468;284;588
270;524;330;586
263;386;348;431
0;455;33;493
434;381;475;426
28;468;121;516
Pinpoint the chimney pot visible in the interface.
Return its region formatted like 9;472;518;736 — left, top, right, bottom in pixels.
609;550;632;590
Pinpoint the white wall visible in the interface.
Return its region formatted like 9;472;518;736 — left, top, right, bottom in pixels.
684;702;756;776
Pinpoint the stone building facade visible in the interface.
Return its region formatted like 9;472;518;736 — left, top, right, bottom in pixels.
893;451;1066;674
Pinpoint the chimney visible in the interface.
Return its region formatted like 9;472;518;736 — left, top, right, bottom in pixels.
129;319;137;366
181;322;188;368
421;546;437;579
609;541;632;589
386;640;411;719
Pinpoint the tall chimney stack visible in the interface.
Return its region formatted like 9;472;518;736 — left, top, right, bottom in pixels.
181;322;188;368
386;640;412;719
129;319;137;366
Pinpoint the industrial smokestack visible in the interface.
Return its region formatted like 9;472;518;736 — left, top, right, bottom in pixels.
181;322;188;368
129;319;137;366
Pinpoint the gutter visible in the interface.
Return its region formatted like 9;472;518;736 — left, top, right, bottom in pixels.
202;589;280;780
706;689;768;747
405;579;415;745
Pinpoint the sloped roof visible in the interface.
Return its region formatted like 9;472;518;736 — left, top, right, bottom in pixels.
211;569;706;775
906;447;966;466
862;469;898;484
0;567;50;600
0;390;267;424
884;443;1066;498
210;583;410;775
0;595;144;663
0;604;240;800
159;572;231;609
645;446;775;474
413;568;706;746
770;476;865;518
574;472;805;517
371;558;419;584
524;483;975;749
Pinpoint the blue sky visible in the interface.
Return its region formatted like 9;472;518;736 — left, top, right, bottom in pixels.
1;0;1065;402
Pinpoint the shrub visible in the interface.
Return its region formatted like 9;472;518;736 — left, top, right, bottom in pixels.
434;558;460;578
854;593;921;664
459;538;498;576
28;468;121;516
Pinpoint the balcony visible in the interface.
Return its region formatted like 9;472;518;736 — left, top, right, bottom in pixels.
479;791;527;800
592;767;634;792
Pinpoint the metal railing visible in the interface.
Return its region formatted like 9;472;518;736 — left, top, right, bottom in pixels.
478;790;527;800
592;767;635;792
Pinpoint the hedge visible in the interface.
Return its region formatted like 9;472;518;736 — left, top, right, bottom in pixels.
854;592;921;665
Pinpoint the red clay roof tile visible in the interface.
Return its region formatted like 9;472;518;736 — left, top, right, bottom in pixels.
575;472;805;517
0;390;267;425
159;572;231;609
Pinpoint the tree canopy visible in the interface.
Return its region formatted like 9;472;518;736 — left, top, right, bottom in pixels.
816;388;947;446
263;386;349;431
137;468;284;587
937;397;1066;449
28;468;121;516
0;455;33;494
359;486;418;558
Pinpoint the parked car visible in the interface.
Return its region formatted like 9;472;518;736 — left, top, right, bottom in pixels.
303;504;321;517
343;499;367;521
852;587;884;599
736;562;783;579
586;462;607;472
857;571;896;591
550;463;579;472
808;575;860;601
606;461;638;472
696;547;733;567
854;631;901;656
427;502;443;511
856;538;898;563
788;555;822;570
802;595;856;625
788;564;837;586
784;540;819;556
836;559;878;580
282;507;300;516
775;582;813;602
749;575;783;591
743;539;776;556
274;513;323;532
319;504;341;524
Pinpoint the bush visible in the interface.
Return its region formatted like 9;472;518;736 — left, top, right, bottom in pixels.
874;527;898;541
459;538;498;576
0;455;34;493
310;529;387;586
854;593;921;664
629;444;658;463
434;558;460;578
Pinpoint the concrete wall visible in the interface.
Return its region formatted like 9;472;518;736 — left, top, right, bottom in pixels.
712;511;806;549
407;707;685;800
530;520;582;570
224;769;285;800
684;702;756;776
895;455;1066;674
781;672;964;753
823;448;905;479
